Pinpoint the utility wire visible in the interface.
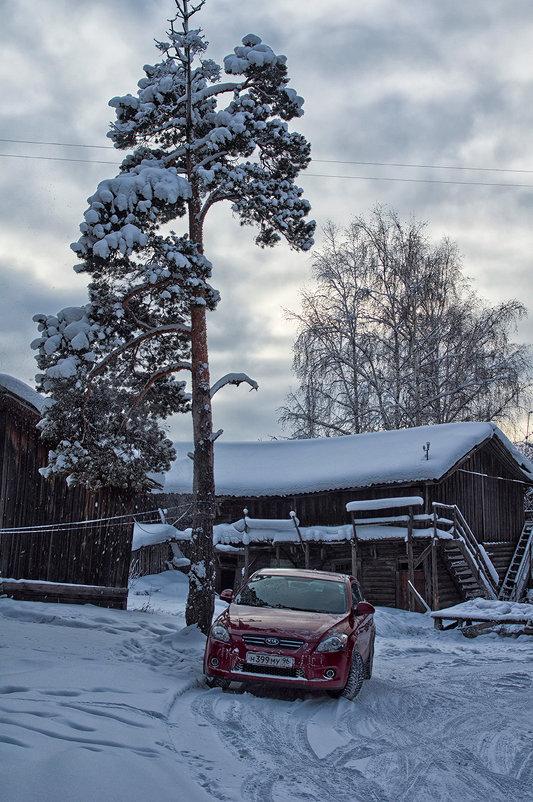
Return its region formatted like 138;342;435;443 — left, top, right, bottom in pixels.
0;137;115;150
2;137;533;175
313;158;533;175
0;152;118;165
305;172;533;189
2;139;533;188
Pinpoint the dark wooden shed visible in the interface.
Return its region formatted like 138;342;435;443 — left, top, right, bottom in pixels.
0;375;135;608
162;423;533;609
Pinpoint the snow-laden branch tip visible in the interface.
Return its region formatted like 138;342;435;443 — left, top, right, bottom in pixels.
210;372;259;398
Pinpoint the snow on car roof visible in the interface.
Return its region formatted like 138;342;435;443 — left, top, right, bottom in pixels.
163;421;533;497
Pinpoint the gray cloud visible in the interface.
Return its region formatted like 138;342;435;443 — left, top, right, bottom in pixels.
2;0;533;441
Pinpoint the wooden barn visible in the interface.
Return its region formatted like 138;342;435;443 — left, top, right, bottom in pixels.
160;423;533;610
0;375;135;608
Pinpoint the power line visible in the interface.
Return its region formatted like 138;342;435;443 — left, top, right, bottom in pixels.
2;144;533;189
0;137;115;150
0;152;118;165
313;158;533;175
2;136;533;176
305;172;533;189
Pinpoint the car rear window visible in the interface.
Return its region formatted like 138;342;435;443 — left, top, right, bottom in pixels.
234;575;348;614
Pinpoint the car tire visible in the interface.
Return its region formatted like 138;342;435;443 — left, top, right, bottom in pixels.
205;675;230;690
363;643;374;680
341;650;365;700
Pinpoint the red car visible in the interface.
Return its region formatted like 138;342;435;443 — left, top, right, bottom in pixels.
204;568;375;699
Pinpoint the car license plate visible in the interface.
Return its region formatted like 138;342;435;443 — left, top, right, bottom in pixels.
246;652;294;668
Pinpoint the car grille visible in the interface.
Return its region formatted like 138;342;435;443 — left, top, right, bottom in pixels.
235;661;306;679
242;635;304;650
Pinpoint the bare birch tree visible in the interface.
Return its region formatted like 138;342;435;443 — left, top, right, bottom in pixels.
280;208;531;437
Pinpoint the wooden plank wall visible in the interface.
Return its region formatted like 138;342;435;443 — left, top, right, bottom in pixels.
0;396;142;595
1;520;133;589
430;440;525;544
0;401;139;529
130;542;172;578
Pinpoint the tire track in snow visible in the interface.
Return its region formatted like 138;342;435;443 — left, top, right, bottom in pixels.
167;633;533;802
173;687;390;802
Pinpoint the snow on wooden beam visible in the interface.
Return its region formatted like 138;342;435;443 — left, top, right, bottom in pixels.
346;496;424;513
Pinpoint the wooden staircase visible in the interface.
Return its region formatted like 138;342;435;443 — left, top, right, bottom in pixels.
433;503;499;601
498;521;533;602
441;541;491;600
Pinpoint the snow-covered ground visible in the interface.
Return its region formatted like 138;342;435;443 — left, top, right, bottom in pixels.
2;572;533;802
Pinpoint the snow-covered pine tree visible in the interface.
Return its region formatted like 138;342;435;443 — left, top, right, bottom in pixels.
32;234;212;490
33;0;314;632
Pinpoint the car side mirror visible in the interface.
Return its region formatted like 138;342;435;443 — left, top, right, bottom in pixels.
355;601;375;616
219;589;233;603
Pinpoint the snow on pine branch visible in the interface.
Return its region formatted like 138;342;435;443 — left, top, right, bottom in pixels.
210;373;259;398
73;161;191;262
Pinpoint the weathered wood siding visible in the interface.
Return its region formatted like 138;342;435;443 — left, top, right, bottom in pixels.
0;397;138;529
0;391;139;602
130;542;172;578
1;520;133;588
213;439;527;545
209;536;467;611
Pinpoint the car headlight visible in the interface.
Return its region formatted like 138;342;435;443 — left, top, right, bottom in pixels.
315;633;348;653
210;623;230;644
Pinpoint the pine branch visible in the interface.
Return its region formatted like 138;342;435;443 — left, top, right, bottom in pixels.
210;372;259;398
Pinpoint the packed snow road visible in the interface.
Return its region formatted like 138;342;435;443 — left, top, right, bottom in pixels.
1;571;532;802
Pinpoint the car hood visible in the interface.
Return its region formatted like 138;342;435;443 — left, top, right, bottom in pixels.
223;604;349;642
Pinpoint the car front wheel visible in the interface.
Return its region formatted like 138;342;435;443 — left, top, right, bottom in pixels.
341;650;365;700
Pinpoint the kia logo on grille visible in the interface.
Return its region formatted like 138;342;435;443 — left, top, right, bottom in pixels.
265;637;280;646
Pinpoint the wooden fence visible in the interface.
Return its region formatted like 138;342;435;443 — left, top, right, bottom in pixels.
0;517;133;609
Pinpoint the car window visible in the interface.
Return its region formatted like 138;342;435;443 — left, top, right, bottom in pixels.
235;575;348;614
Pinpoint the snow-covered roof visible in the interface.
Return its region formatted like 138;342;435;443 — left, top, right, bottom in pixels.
0;374;45;414
163;422;533;497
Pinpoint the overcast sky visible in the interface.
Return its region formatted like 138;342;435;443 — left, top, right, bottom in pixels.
2;0;533;442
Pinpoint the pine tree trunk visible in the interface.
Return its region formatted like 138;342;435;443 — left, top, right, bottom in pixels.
182;7;216;634
185;301;216;633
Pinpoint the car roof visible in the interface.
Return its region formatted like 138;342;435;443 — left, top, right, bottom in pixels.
252;568;351;583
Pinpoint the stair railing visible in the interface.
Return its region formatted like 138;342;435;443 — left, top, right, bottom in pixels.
432;502;499;599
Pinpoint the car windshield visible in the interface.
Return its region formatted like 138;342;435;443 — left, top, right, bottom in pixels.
234;575;348;614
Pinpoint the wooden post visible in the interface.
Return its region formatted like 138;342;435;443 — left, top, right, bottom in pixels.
406;506;415;612
276;543;280;568
290;512;307;565
351;512;359;579
243;544;250;582
350;513;359;578
424;555;431;609
351;540;358;579
431;535;439;611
